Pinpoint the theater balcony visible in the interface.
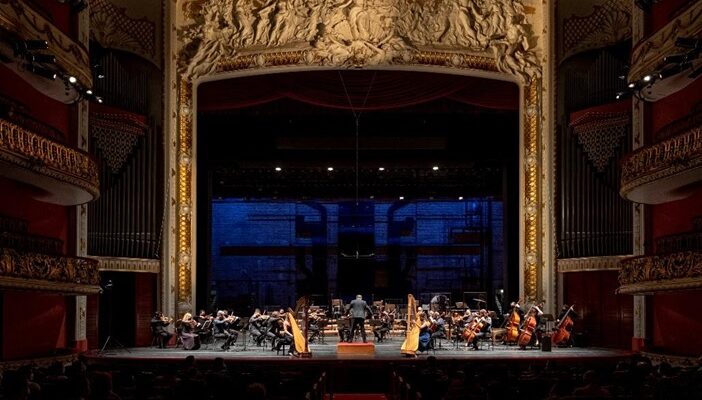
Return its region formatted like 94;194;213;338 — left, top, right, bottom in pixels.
0;117;99;205
618;251;702;295
619;112;702;204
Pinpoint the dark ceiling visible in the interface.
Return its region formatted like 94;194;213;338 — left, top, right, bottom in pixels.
197;70;520;200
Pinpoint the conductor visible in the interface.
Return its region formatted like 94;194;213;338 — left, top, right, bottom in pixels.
347;294;373;343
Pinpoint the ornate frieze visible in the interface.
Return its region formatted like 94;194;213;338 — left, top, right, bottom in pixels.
91;256;160;274
560;0;631;63
0;118;100;205
557;255;631;273
90;0;160;67
0;247;100;294
618;251;702;294
177;0;540;82
90;110;148;173
0;0;92;86
570;111;630;172
628;0;702;84
620;125;702;204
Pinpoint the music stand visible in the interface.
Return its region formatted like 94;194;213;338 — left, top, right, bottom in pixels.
98;280;130;354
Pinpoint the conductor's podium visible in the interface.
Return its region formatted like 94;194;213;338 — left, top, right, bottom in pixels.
337;342;376;356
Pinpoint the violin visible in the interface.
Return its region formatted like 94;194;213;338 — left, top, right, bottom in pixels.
504;299;521;344
517;302;542;349
552;304;575;346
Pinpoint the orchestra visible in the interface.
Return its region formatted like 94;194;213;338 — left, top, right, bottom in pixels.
150;297;578;356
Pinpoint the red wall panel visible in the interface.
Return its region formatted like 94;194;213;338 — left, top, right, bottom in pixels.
651;290;702;356
649;77;702;140
134;273;156;347
563;270;633;349
2;292;68;360
32;0;74;38
0;64;72;141
651;189;702;251
648;0;696;34
0;177;69;254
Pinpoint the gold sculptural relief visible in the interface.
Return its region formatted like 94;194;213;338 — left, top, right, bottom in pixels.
620;126;702;198
0;118;100;200
0;0;92;86
177;0;540;82
618;251;702;294
0;247;100;294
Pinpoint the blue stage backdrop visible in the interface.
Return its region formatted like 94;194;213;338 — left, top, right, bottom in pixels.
211;199;504;312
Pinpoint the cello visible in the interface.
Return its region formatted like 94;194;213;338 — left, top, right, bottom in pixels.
504;299;522;344
552;304;576;346
462;311;485;345
517;302;542;349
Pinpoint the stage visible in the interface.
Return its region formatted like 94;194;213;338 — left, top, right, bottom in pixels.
87;336;632;366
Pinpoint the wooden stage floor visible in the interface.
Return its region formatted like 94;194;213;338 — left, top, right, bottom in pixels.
88;336;632;366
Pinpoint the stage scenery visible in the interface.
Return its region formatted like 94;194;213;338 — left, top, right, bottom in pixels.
1;0;702;399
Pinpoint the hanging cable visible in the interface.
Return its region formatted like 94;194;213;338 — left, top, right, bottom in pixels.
338;71;377;206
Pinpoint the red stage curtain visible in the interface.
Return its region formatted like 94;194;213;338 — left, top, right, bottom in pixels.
198;71;518;112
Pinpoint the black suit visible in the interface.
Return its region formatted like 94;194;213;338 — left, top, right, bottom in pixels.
347;298;372;343
150;317;172;348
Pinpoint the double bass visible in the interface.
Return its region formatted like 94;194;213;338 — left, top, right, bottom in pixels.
552;304;576;346
504;299;522;344
517;302;541;349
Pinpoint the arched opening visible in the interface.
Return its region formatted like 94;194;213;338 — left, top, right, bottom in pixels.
193;69;521;314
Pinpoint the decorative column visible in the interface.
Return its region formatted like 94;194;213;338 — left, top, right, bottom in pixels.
73;3;91;352
630;0;647;351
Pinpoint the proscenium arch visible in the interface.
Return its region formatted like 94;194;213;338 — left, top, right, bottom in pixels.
168;0;548;315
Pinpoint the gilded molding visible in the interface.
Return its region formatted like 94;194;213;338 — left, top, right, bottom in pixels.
91;256;160;274
618;251;702;294
0;353;79;373
560;0;631;63
176;80;193;313
0;247;100;294
558;255;631;273
0;117;100;203
628;0;702;83
524;80;540;300
620;126;702;202
0;0;92;86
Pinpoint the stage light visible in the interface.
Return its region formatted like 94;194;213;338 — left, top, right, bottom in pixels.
378;167;385;171
93;64;105;79
658;63;691;80
68;75;77;83
628;82;635;88
399;196;404;200
663;54;687;64
85;89;93;95
327;167;334;171
432;166;439;171
369;195;374;199
16;40;49;53
274;167;282;172
643;75;652;82
24;63;56;80
615;92;624;100
675;37;700;49
27;54;55;64
458;196;464;200
96;96;103;103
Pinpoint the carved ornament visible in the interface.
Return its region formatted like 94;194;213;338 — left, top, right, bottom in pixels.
90;0;160;67
620;125;702;204
628;0;702;83
0;0;92;86
618;251;702;294
0;117;100;205
557;255;631;273
560;0;631;63
177;0;541;82
0;247;100;294
91;256;160;274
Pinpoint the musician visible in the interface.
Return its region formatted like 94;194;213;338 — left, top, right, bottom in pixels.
196;309;212;325
430;311;447;342
260;311;281;348
273;315;294;355
417;312;432;352
346;294;373;343
557;304;579;322
213;310;238;351
337;316;351;342
554;304;579;347
373;311;392;342
150;312;173;348
308;309;323;343
469;309;492;350
181;312;201;350
249;308;265;344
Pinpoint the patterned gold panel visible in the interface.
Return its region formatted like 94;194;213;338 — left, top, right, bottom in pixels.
618;251;702;294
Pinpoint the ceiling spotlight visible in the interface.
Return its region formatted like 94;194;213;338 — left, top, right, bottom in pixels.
658;62;691;80
643;75;652;82
93;64;105;79
432;166;439;171
663;54;687;64
274;167;282;172
68;76;77;83
615;92;624;100
27;54;56;64
24;63;56;80
458;196;464;200
399;196;404;200
15;40;49;54
96;96;103;104
628;82;635;88
327;167;334;171
85;89;93;95
378;167;385;171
